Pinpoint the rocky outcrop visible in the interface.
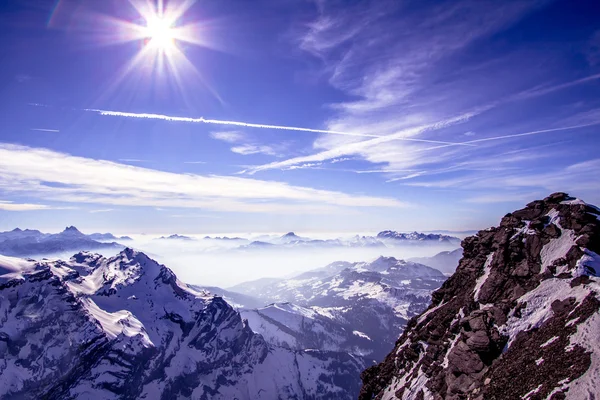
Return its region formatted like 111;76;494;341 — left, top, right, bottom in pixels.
360;193;600;400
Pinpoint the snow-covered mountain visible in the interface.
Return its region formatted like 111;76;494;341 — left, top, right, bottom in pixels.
0;249;363;399
0;228;46;242
230;256;447;363
230;256;446;309
156;234;195;240
203;235;248;242
360;193;600;400
233;231;460;251
376;231;460;245
241;303;376;361
88;233;133;241
0;226;122;257
409;248;464;274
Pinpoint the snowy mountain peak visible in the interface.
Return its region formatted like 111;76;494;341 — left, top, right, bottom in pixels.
62;225;84;235
367;255;400;270
360;193;600;400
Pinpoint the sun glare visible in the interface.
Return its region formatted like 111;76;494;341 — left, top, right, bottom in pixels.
144;16;176;50
87;0;223;104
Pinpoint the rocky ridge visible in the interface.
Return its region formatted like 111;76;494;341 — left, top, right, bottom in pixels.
359;193;600;400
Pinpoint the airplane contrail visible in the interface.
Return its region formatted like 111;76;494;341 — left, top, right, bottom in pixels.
83;108;475;147
463;122;600;144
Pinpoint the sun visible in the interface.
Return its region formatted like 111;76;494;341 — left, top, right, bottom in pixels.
144;16;176;50
86;0;223;103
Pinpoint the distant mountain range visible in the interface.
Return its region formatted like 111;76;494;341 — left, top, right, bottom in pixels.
225;256;447;364
0;226;124;257
232;231;461;251
88;232;133;241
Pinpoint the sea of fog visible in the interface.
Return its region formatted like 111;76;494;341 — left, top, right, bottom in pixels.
68;232;461;288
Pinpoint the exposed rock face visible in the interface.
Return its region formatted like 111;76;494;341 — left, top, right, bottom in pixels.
360;193;600;400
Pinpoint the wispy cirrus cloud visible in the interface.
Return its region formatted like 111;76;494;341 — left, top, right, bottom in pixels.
0;143;408;214
405;159;600;195
236;0;543;176
30;128;60;133
0;200;73;211
210;130;246;143
0;201;52;211
238;0;600;210
210;130;289;157
118;158;149;163
170;214;222;219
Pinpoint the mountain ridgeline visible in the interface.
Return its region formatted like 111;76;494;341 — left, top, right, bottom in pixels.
360;193;600;400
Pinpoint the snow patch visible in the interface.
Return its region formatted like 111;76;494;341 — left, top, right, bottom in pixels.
441;334;461;369
522;384;542;399
473;253;494;302
500;278;593;350
81;298;153;347
540;228;576;274
352;330;371;340
563;307;600;399
574;249;600;277
540;336;559;348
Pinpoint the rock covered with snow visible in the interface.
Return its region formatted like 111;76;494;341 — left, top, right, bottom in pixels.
231;256;447;364
0;249;362;399
359;193;600;400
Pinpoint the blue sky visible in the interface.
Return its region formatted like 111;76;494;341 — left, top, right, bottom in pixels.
0;0;599;234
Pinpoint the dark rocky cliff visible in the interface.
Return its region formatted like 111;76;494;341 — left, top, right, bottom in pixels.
360;193;600;400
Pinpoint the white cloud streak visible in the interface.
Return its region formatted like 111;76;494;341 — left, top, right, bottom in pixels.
30;128;60;133
84;108;475;146
516;72;600;99
463;123;600;144
210;131;246;143
0;200;74;211
0;143;408;214
241;109;482;174
0;202;52;211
